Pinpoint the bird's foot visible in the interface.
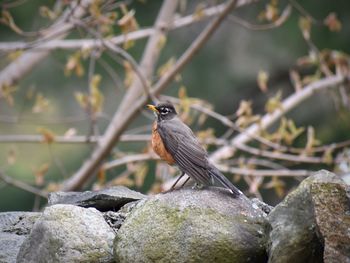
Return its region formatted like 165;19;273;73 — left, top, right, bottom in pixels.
192;183;204;190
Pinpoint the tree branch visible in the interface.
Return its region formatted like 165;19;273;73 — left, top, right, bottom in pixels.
210;74;348;163
217;165;313;177
0;171;48;198
229;4;292;31
0;134;151;144
103;153;158;170
0;0;93;95
0;0;257;52
61;0;243;191
61;0;179;191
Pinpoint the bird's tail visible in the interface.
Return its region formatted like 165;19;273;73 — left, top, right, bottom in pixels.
209;165;242;197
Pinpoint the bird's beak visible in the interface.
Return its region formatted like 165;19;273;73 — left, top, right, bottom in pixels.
147;104;158;113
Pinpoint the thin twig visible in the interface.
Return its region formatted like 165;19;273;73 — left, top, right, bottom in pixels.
0;0;94;93
103;153;157;170
217;165;313;177
288;0;320;25
229;5;292;30
61;0;180;191
162;95;289;151
0;0;257;52
71;19;157;103
0;134;151;144
61;0;240;191
0;171;48;198
234;143;325;164
210;74;347;162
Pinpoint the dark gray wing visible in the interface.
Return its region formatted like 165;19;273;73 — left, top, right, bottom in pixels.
157;117;213;186
157;117;242;197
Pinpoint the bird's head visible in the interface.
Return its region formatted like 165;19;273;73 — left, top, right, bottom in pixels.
147;101;177;121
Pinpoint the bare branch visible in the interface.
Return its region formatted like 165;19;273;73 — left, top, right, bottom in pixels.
103;153;158;170
0;0;258;52
210;74;348;162
234;143;325;164
0;171;48;198
61;0;244;191
61;0;180;191
229;5;292;30
161;95;289;151
217;165;313;177
0;0;93;94
288;0;321;25
0;134;151;144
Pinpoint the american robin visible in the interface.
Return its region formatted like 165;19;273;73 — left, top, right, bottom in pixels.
147;101;241;197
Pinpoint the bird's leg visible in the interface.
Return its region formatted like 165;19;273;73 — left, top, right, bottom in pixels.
192;183;204;190
170;171;185;190
179;176;190;188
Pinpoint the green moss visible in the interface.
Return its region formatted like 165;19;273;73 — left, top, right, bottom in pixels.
115;198;268;263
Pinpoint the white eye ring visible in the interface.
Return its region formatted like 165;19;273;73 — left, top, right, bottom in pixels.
160;108;170;115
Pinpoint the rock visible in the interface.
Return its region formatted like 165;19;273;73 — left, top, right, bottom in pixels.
267;170;350;263
17;204;115;263
104;201;139;232
114;187;270;263
310;171;350;262
251;198;273;215
48;186;146;211
0;212;40;263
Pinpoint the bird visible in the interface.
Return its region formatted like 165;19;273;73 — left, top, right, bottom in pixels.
147;101;242;197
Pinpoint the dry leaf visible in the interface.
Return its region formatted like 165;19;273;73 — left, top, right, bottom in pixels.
64;128;77;138
75;92;89;110
257;70;269;93
134;163;148;188
39;6;58;20
7;50;23;61
1;83;17;106
97;168;106;185
298;16;311;39
157;57;176;77
118;7;138;34
324;12;341;32
322;147;334;164
264;176;285;198
90;74;104;114
304;126;321;155
193;3;206;20
32;93;50;113
64;51;84;77
157;35;167;50
0;10;23;34
123;60;134;88
289;70;302;92
7;148;16;165
236;100;253;117
37;127;56;144
34;163;50;186
265;90;283;113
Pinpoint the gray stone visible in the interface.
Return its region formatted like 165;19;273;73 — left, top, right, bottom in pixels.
310;171;350;262
251;198;273;215
104;201;139;232
267;170;350;263
114;187;270;263
17;204;115;263
0;212;40;263
48;186;146;211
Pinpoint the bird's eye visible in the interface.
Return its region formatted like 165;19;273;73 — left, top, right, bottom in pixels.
160;107;170;115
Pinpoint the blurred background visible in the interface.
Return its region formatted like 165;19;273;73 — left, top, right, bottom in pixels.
0;0;349;211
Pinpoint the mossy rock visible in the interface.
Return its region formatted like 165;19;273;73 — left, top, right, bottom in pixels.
114;187;269;263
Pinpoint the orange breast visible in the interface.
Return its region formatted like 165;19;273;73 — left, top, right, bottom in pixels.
152;122;175;165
